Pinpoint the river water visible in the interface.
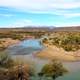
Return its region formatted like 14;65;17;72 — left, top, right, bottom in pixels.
5;39;80;80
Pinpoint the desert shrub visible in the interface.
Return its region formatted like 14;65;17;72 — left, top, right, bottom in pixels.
42;32;80;51
39;60;68;80
0;52;14;68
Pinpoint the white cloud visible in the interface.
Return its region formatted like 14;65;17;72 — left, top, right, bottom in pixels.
0;0;80;18
49;12;80;18
7;19;33;27
0;13;13;17
3;19;52;28
62;13;80;18
0;19;33;28
0;0;80;10
56;22;80;27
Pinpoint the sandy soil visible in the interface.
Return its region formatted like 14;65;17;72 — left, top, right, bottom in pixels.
36;44;80;61
0;38;20;48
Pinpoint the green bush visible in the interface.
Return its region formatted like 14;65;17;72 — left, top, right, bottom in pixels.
42;32;80;51
39;60;68;80
0;52;14;68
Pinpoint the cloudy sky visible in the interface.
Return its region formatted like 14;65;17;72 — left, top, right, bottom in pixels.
0;0;80;28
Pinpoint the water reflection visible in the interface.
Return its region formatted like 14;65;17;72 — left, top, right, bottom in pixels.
5;39;44;55
5;39;80;80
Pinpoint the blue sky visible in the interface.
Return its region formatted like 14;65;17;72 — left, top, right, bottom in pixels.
0;0;80;28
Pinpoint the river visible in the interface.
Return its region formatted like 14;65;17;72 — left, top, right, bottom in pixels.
5;39;80;80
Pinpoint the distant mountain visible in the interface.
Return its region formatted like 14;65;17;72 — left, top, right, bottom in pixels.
53;26;80;32
0;26;55;33
0;26;80;33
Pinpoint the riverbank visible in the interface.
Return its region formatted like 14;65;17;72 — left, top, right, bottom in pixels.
36;44;80;61
0;38;20;51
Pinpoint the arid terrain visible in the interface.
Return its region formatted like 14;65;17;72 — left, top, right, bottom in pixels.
36;44;80;61
0;26;80;80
